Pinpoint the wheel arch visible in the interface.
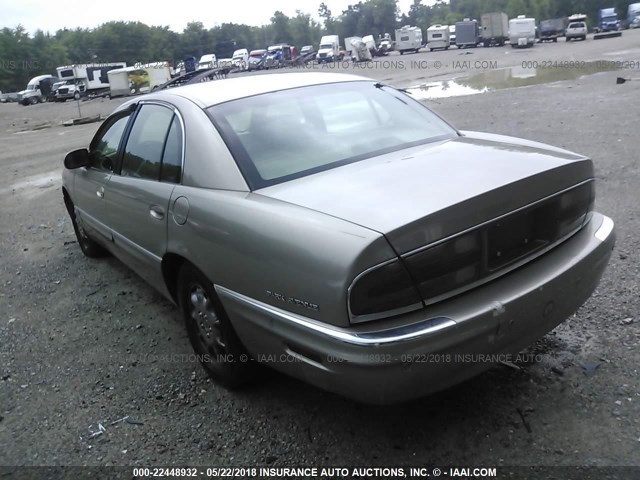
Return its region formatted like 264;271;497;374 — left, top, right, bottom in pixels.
161;252;189;304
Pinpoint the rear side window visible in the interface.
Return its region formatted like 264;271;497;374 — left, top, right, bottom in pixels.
160;116;183;183
121;104;174;180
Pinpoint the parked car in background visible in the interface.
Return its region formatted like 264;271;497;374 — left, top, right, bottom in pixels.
630;15;640;28
61;72;615;404
300;45;314;57
566;21;588;41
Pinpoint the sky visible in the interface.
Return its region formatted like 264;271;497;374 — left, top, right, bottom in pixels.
1;0;422;34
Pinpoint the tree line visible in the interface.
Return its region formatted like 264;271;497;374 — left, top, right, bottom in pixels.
1;0;637;91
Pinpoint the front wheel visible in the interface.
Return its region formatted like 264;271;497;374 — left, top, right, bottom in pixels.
178;264;254;388
73;91;81;100
64;196;108;258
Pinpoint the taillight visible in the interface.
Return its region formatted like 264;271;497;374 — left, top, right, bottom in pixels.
408;230;483;301
348;259;422;321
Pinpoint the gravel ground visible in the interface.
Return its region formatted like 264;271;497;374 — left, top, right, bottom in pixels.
0;31;639;474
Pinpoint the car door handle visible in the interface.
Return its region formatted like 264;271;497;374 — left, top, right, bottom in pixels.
96;187;104;198
149;205;165;220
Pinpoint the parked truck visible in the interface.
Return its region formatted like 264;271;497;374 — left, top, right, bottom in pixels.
627;3;640;27
55;63;126;100
317;35;341;63
539;17;567;42
17;75;58;105
481;12;509;47
394;26;422;54
107;63;172;98
509;16;536;47
455;19;481;48
597;8;620;32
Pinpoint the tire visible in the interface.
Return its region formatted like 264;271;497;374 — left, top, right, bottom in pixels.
566;37;570;42
582;36;586;41
400;50;404;55
64;196;108;258
73;91;81;100
178;263;254;388
29;96;38;105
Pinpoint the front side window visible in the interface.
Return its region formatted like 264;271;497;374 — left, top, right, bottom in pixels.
210;81;457;189
89;114;131;171
121;104;174;180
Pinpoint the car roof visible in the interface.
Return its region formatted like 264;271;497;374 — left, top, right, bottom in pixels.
144;72;370;108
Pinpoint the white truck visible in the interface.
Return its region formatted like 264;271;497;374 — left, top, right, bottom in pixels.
55;63;126;100
232;49;249;70
317;35;341;63
17;75;58;105
509;16;536;47
198;54;218;70
107;63;172;98
426;24;450;51
394;26;422;54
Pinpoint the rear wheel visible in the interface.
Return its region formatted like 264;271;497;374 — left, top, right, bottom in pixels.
178;264;254;388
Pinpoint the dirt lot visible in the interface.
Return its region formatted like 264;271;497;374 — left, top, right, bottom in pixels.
1;31;639;476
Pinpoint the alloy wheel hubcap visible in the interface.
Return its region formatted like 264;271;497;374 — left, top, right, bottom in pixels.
189;285;226;356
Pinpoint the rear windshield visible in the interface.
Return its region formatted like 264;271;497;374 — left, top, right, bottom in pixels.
208;81;457;189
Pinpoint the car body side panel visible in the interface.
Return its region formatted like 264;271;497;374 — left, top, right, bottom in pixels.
72;168;113;242
166;186;395;327
104;176;175;296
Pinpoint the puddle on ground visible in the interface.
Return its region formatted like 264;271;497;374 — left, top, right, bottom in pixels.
406;61;620;100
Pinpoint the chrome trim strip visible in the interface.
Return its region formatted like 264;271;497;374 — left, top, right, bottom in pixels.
112;229;162;263
215;285;456;347
595;215;614;242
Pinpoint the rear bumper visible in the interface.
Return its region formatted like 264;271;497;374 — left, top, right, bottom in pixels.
218;213;615;404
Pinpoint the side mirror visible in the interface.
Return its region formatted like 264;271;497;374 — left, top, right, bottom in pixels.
64;148;90;169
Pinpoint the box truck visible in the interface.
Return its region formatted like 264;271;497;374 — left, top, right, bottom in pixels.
455;19;481;48
481;12;509;47
107;63;172;98
55;63;126;100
